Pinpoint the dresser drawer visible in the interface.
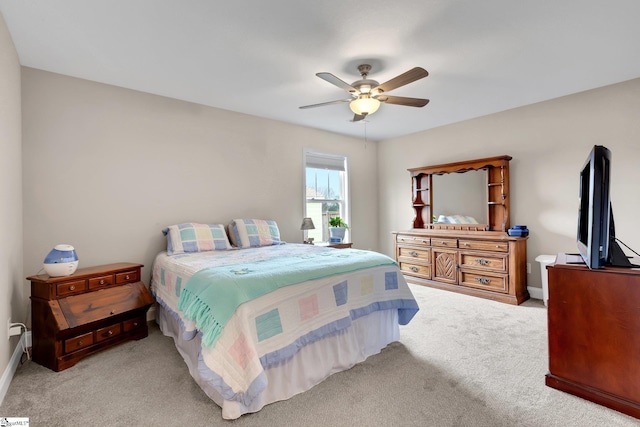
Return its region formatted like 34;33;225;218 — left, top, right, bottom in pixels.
96;323;122;343
123;316;145;333
399;262;431;279
64;332;94;353
398;247;430;264
459;240;508;252
396;234;430;247
459;252;508;273
88;274;114;290
116;270;139;284
460;271;508;293
431;238;458;248
57;280;87;297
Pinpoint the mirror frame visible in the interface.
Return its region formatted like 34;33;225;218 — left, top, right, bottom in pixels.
408;155;512;232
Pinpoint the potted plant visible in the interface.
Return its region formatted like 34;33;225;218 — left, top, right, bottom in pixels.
329;217;349;242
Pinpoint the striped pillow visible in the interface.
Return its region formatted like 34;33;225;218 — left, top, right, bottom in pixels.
228;219;281;248
163;223;232;255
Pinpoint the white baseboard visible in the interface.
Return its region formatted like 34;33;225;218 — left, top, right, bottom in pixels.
528;286;544;301
147;304;156;322
0;331;30;407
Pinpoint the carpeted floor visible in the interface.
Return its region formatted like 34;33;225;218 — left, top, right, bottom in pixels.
1;284;638;426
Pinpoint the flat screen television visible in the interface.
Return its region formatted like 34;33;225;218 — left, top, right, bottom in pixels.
576;145;634;269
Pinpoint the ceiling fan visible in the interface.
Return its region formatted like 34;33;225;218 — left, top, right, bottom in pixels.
300;64;429;122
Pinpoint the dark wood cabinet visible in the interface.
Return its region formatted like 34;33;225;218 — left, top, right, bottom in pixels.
546;253;640;418
28;262;154;371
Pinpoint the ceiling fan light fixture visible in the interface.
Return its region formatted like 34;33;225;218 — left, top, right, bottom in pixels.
349;95;380;115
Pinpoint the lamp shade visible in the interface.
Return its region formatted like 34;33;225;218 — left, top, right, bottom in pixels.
300;217;315;230
43;244;79;277
349;95;381;115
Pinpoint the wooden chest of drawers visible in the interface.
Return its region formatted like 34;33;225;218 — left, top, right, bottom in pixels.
28;262;154;371
394;230;529;305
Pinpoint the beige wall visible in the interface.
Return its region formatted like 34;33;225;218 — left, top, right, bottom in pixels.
0;12;24;380
378;78;640;290
21;68;379;288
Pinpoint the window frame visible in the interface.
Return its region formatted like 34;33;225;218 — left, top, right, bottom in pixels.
303;149;350;243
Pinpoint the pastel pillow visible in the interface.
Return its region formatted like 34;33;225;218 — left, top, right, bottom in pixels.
228;219;281;248
163;223;232;255
446;215;479;224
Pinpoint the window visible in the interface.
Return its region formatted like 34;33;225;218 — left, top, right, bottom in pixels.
304;151;349;243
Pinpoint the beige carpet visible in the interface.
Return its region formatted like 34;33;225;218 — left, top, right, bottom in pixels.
1;284;638;426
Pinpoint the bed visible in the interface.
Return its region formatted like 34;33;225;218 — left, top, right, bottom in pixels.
150;221;419;419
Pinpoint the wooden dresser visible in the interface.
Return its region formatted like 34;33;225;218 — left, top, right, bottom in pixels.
28;262;154;371
394;229;528;304
395;155;529;304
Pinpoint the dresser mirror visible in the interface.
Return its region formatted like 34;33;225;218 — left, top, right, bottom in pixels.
432;170;487;225
408;155;511;232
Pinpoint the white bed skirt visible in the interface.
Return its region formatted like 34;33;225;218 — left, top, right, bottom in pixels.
157;304;400;419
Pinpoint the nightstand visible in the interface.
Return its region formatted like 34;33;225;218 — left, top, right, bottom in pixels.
28;262;154;371
318;242;353;249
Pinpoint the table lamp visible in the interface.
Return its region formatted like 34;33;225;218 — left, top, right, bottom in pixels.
300;217;315;244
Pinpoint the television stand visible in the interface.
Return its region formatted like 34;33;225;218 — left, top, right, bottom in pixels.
546;253;640;418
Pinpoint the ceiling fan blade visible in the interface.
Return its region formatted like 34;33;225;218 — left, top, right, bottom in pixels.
316;72;357;93
352;113;367;122
373;67;429;94
299;99;352;109
377;95;430;107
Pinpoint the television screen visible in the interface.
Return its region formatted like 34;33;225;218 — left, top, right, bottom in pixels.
576;145;634;269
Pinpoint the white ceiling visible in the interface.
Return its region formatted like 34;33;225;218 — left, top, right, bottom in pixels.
2;0;640;142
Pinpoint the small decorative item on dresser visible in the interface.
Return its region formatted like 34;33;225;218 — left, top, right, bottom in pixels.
43;244;79;277
507;225;529;237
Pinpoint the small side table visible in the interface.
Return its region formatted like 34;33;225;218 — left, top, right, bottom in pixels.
318;242;353;249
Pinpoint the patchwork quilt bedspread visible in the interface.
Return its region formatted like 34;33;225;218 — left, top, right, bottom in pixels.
151;244;419;406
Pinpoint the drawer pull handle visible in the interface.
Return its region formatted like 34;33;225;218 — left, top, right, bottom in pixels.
125;275;130;280
441;241;446;244
107;330;113;336
69;285;76;291
409;251;419;257
133;322;138;327
100;279;105;285
410;266;419;272
78;340;83;345
475;277;491;285
475;259;490;266
110;310;115;315
422;240;428;244
462;242;470;246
